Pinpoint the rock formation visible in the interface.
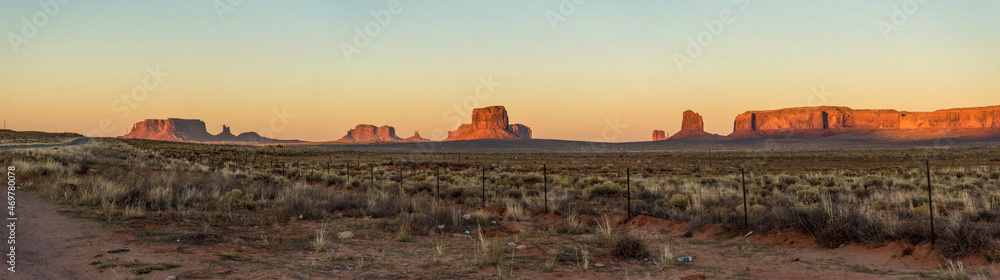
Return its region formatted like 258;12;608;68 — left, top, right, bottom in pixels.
508;124;532;139
215;125;238;141
405;131;430;142
652;130;668;141
670;110;723;139
336;125;404;142
445;106;532;141
123;119;298;143
730;106;1000;139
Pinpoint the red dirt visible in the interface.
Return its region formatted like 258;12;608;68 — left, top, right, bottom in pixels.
13;195;999;280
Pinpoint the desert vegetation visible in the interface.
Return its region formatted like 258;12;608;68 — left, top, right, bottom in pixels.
2;138;999;278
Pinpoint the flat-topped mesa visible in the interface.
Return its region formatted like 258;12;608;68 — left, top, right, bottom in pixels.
336;124;404;142
670;110;723;140
730;106;1000;138
652;130;668;141
445;106;532;141
124;118;215;142
123;118;296;143
405;131;430;142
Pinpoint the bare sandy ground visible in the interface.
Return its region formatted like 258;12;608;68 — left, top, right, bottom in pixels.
5;193;997;280
5;192;197;280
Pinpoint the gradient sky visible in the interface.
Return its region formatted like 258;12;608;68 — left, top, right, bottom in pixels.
2;0;998;142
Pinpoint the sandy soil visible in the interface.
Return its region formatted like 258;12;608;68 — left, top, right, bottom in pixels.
6;192;198;280
4;195;997;280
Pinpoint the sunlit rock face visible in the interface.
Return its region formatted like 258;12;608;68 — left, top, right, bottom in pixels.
730;106;1000;139
445;106;532;141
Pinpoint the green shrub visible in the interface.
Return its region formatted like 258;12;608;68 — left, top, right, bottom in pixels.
502;189;523;199
588;181;623;198
220;189;257;211
610;233;650;260
669;194;689;210
778;175;799;186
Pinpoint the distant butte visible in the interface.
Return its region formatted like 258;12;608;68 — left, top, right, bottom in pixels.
336;125;431;143
669;110;723;140
652;130;668;141
123;119;298;144
445;106;531;141
405;131;430;142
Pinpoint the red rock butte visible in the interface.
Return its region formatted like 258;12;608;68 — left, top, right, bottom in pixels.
729;106;1000;139
669;110;723;140
336;125;430;143
445;106;532;141
652;130;668;141
123;118;295;143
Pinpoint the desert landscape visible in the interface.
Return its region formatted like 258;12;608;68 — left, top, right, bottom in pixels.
2;103;1000;279
3;1;999;279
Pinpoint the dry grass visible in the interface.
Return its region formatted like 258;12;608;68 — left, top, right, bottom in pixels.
609;232;650;260
474;227;505;267
4;137;1000;273
932;260;970;280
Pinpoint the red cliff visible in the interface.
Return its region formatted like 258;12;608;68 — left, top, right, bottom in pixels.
670;110;722;139
730;106;1000;139
445;106;532;141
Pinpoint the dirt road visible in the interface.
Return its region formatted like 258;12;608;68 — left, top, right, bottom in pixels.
4;192;190;280
0;137;92;152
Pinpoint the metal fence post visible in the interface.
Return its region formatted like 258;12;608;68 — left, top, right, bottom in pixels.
742;168;748;230
626;167;631;218
482;166;486;209
927;160;935;246
544;164;548;214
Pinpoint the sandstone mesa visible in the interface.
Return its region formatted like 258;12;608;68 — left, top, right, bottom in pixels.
123;118;297;144
445;106;532;141
729;106;1000;139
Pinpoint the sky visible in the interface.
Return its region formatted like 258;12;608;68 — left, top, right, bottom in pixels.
1;0;998;142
